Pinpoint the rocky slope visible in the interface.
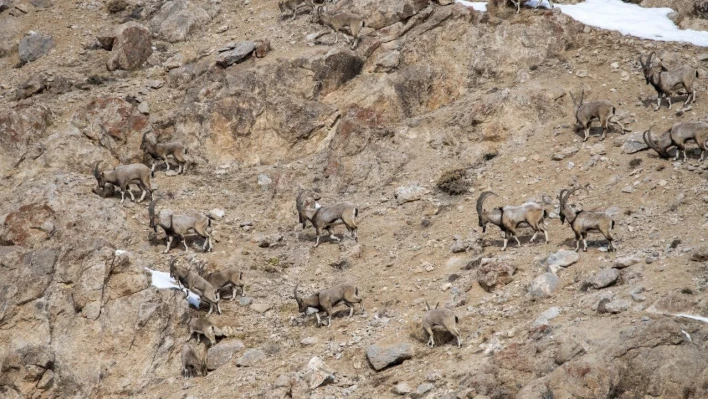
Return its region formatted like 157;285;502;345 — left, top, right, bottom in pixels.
1;0;708;398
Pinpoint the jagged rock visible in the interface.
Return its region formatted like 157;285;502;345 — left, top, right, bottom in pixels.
19;31;54;63
304;357;335;390
216;41;255;68
691;247;708;262
29;0;52;8
236;348;265;367
604;299;630;313
528;273;559;298
374;50;400;72
150;0;211;43
14;75;46;100
551;146;579;161
546;250;579;270
366;343;414;371
395;183;426;204
613;256;641;269
0;0;12;12
477;261;515;292
207;340;245;370
532;307;560;328
353;0;431;30
591;269;620;289
313;49;365;97
622;131;649;154
106;22;152;71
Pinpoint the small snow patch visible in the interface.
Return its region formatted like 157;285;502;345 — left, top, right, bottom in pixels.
674;313;708;324
145;268;201;307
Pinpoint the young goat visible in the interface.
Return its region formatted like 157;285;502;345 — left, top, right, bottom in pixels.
422;301;462;348
149;200;213;254
639;52;698;111
476;191;549;251
570;90;627;141
93;161;153;203
181;341;208;378
294;283;364;327
140;132;188;175
202;268;245;300
170;259;222;315
298;189;359;247
188;317;216;346
279;0;314;19
643;122;708;162
313;6;365;49
559;188;616;252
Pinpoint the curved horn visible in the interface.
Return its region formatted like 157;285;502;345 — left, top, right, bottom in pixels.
92;161;102;182
476;191;497;217
559;188;570;209
294;284;300;302
647;51;655;66
564;187;586;205
642;126;669;158
638;54;644;67
148;199;158;230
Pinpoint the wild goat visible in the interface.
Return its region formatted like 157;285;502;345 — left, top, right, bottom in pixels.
298;188;359;247
296;186;321;229
140;132;188;175
279;0;313;19
181;341;208;378
476;191;549;251
294;283;364;327
92;161;153;203
422;301;462;348
642;122;708;162
509;0;554;13
570;90;627;141
202;268;245;300
314;6;365;50
639;52;698;111
188;317;216;346
170;258;222;315
559;188;616;252
149;200;213;254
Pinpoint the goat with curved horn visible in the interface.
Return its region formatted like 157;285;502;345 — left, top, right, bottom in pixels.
91;160;153;203
149;200;213;254
558;187;616;252
140;131;188;175
476;191;549;251
639;51;699;111
642;122;708;162
570;89;628;142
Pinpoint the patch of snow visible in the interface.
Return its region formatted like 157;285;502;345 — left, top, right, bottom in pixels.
674;313;708;324
457;0;708;47
114;249;127;256
455;0;486;12
145;268;201;308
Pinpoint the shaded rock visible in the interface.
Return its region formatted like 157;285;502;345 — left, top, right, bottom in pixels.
395;183;426;204
207;340;245;370
630;286;646;302
14;75;46;100
304;357;335;390
691;247;708;262
551;146;579;161
613;256;640;269
236;348;265;367
554;337;585;365
591;269;620;289
532;307;560;328
477;261;515;292
546;250;579;270
106;22;152;71
257;234;284;248
604;299;630;313
150;0;211;43
19;31;54;63
622;131;649;154
0;0;13;12
374;50;400;72
29;0;52;8
216;41;255;68
528;273;559;298
313;49;365;97
366;343;414;371
414;383;434;397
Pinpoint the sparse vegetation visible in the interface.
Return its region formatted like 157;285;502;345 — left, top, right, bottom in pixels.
436;168;470;195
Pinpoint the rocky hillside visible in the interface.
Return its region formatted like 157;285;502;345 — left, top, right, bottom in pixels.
2;0;708;398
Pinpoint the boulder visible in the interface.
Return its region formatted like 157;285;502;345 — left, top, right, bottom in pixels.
591;269;620;289
254;39;270;58
14;75;46;100
150;0;211;43
106;22;152;71
395;183;426;204
477;261;515;292
366;343;414;371
621;131;649;154
207;340;245;370
313;49;365;97
216;41;255;68
613;256;641;269
691;247;708;262
19;31;54;63
603;299;630;314
528;273;559;298
546;250;580;270
235;348;265;367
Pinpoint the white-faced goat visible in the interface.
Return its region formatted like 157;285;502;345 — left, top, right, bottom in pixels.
201;268;245;300
92;161;153;203
570;90;627;142
181;341;208;378
639;52;698;111
149;200;213;254
476;191;549;251
140;132;188;175
509;0;553;13
559;188;616;252
188;317;216;346
170;259;222;315
298;189;359;247
422;301;462;348
279;0;313;19
643;122;708;162
314;6;365;49
294;283;364;327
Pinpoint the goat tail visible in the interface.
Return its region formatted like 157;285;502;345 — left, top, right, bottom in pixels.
611;106;616;115
611;220;615;230
455;315;459;324
151;169;155;178
696;70;700;78
542;210;549;226
355;286;359;296
355;207;359;217
207;217;212;228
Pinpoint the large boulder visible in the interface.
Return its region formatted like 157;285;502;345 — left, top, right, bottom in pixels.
0;103;52;167
312;49;365;97
477;261;515;292
366;343;414;371
18;31;54;63
150;0;211;43
528;272;559;298
590;269;620;289
106;22;152;71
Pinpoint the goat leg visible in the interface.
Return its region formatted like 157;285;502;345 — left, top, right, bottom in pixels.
164;235;173;254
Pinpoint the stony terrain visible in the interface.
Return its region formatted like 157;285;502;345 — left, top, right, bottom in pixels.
2;0;708;398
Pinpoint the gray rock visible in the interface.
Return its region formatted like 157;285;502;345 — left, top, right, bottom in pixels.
528;273;559;298
14;75;46;100
374;50;400;72
251;303;272;314
613;256;640;269
216;41;255;68
546;250;580;270
691;247;708;262
301;337;318;346
239;296;253;306
477;262;515;292
622;185;634;194
0;0;12;12
630;286;646;302
532;307;560;328
150;0;211;43
304;357;335;390
208;208;225;220
257;233;283;248
393;382;412;395
29;0;52;8
604;299;630;313
366;343;414;371
591;268;620;289
622;131;649;154
106;22;152;71
19;31;54;63
551;146;579;161
137;101;150;115
394;183;426;205
235;348;265;367
415;383;434;397
207;340;245;370
257;173;272;186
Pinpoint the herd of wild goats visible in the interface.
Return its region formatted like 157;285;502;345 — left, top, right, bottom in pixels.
87;1;706;377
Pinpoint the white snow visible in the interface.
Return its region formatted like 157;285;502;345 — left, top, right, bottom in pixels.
456;0;708;47
674;313;708;324
455;0;487;12
145;268;201;308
